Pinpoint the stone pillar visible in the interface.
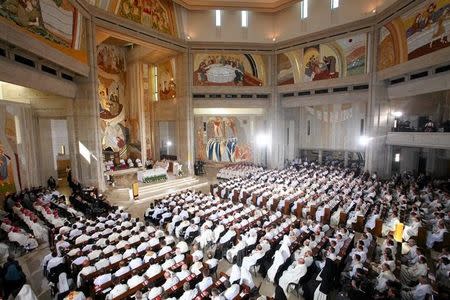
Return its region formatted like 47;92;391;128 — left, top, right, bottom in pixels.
318;150;323;164
126;61;147;162
365;28;391;178
177;52;194;174
269;52;284;168
72;19;104;190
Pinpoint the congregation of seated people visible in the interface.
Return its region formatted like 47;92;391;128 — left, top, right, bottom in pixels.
1;162;449;300
0;177;114;299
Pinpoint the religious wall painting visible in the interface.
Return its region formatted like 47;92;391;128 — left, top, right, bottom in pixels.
277;33;366;85
158;59;176;100
277;53;294;86
110;0;177;36
0;142;15;194
193;53;265;86
0;0;87;62
336;34;366;76
378;0;450;70
195;116;253;163
97;43;126;75
97;43;129;158
4;110;17;152
303;44;339;82
0;110;18;194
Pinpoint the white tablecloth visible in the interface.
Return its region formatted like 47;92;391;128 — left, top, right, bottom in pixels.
137;168;167;182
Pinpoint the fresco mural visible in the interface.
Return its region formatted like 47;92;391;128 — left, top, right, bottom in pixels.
304;44;340;81
0;143;15;194
337;34;366;76
277;53;295;85
93;0;177;37
158;59;176;100
193;53;266;86
378;0;450;70
277;33;366;85
195;116;252;163
0;0;87;62
0;110;18;194
97;44;129;158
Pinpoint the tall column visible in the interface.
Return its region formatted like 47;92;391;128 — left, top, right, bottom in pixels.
269;51;284;168
177;52;194;174
72;19;104;190
126;61;147;163
365;28;391;178
318;150;323;164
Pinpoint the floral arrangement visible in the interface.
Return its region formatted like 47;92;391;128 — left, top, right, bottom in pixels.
142;174;167;184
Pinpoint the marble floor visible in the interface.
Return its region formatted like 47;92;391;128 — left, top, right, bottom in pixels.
14;167;304;300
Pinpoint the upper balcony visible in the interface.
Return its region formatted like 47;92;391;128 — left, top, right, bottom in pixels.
386;132;450;149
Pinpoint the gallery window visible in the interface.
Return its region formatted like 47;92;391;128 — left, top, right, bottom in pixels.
153;65;159;101
241;11;248;28
301;0;308;19
215;10;222;27
331;0;339;10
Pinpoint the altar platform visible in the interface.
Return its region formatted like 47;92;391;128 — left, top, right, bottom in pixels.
104;175;210;218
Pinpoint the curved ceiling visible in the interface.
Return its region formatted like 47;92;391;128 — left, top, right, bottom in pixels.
173;0;298;12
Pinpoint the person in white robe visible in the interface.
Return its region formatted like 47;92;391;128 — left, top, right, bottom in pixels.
375;263;396;292
145;263;162;278
161;254;176;270
242;245;265;271
57;272;71;295
267;243;290;282
8;228;38;250
162;271;180;290
213;225;225;243
114;261;131;277
176;263;191;281
426;222;447;248
228;264;241;284
15;284;38;300
196;224;215;249
223;280;240;300
127;274;144;289
400;276;433;300
240;266;255;289
179;282;198;300
105;282;128;299
63;291;86;300
278;258;308;297
197;270;213;291
226;237;247;263
400;256;428;285
403;217;421;241
382;212;400;236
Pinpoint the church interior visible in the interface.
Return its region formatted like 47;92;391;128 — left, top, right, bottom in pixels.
0;0;449;299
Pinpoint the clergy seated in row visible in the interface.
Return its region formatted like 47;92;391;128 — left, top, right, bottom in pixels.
278;254;313;297
2;219;39;251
